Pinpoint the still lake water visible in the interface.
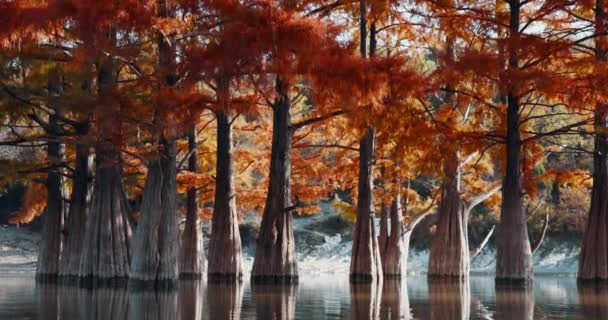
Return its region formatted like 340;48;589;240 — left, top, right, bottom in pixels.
0;274;606;320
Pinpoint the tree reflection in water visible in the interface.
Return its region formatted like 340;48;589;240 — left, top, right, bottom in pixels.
578;282;608;319
251;282;298;320
179;280;204;320
128;288;178;320
380;279;411;320
350;281;382;320
428;278;470;320
207;280;244;320
495;284;535;320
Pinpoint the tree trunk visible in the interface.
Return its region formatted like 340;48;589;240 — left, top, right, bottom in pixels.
252;79;297;283
380;279;411;320
37;70;65;280
208;110;243;281
60;139;92;278
495;1;533;285
578;0;608;282
350;281;382;320
207;281;244;319
351;127;383;282
129;0;180;288
495;285;534;320
252;283;297;320
428;279;470;320
378;204;389;263
157;137;180;286
129;139;180;289
79;145;132;284
428;158;469;278
382;188;406;278
180;125;205;278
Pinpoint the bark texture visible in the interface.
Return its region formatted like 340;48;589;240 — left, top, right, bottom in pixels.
129;139;179;288
208;281;244;319
428;279;471;320
37;71;66;280
252;79;297;283
129;0;180;288
578;0;608;282
351;281;382;320
382;190;407;278
350;128;382;282
495;1;533;284
60;141;92;277
208;110;243;281
252;283;297;320
428;159;469;278
378;204;389;262
180;126;205;278
78;145;132;282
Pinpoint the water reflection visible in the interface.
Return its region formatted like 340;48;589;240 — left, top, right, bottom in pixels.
15;275;608;319
428;279;470;320
579;283;608;319
380;279;411;320
251;282;297;320
179;280;204;320
495;285;535;320
350;281;382;320
207;281;244;320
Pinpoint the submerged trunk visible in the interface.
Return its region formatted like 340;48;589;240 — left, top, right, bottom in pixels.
428;279;471;320
180;126;204;278
208;110;243;281
578;0;608;282
252;79;297;283
60;139;92;278
351;128;382;282
37;71;65;280
383;187;406;278
79;145;132;283
428;158;469;278
129;139;179;288
495;2;533;284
